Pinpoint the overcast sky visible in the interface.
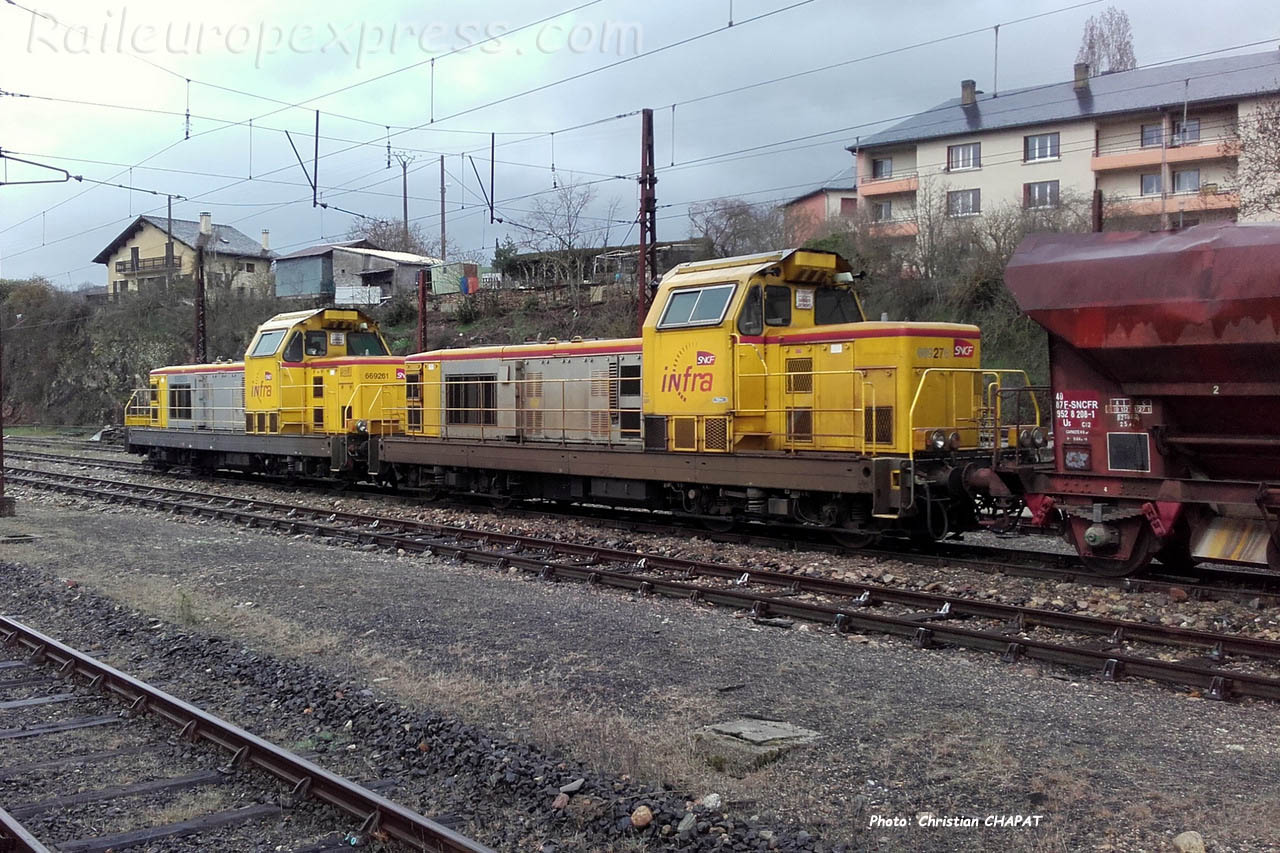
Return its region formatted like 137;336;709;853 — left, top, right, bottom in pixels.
1;0;1275;286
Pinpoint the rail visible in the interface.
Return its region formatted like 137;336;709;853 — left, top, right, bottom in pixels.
0;616;495;853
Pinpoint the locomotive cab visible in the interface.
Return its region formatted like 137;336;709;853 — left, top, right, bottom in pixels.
642;249;1003;457
243;308;405;436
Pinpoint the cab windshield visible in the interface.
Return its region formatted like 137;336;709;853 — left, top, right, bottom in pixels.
249;329;286;358
347;332;389;356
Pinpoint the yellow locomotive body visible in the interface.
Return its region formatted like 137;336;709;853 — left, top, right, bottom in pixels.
125;308;406;478
642;249;988;456
241;308;404;437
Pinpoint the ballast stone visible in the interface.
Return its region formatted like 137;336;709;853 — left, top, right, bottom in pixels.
1172;830;1206;853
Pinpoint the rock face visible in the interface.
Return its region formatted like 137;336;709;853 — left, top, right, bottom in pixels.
1172;830;1205;853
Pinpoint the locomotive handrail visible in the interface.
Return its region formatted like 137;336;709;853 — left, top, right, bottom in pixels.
907;368;1039;461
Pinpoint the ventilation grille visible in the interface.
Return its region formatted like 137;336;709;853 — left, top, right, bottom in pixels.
520;408;544;434
865;406;894;444
313;407;324;429
785;358;813;394
245;413;254;432
672;417;697;450
525;371;543;399
269;412;279;433
590;410;610;438
787;408;814;443
644;416;667;450
408;408;422;431
591;369;609;397
704;417;729;451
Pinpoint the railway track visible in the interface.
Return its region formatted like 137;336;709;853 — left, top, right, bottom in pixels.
0;616;492;853
8;449;1279;604
9;468;1280;703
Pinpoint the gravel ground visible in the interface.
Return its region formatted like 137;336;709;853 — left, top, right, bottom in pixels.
2;489;1280;852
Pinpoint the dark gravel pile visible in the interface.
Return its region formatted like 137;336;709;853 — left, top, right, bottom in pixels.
1;559;829;853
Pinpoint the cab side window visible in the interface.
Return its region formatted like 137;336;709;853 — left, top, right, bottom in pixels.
764;286;792;327
282;332;304;363
737;285;763;336
305;331;328;356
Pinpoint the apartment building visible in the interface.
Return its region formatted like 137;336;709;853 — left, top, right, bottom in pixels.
779;186;859;242
851;49;1280;240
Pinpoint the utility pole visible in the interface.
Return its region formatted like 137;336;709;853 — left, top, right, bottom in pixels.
0;313;13;517
165;194;177;292
394;152;415;249
439;155;446;261
635;107;658;332
416;268;431;351
195;211;211;364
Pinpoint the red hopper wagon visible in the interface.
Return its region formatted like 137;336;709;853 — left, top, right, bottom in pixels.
1003;223;1280;575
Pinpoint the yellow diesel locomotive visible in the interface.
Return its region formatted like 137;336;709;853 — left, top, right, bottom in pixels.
125;249;1041;543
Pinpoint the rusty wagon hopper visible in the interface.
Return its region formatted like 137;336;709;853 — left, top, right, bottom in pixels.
1004;223;1280;574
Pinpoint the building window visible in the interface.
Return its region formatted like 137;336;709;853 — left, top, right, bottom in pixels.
1173;168;1200;193
1141;173;1162;196
947;142;981;171
1024;132;1060;162
871;200;893;221
946;189;981;217
245;262;256;273
1172;118;1200;144
1141;123;1164;148
1024;180;1060;209
871;157;893;179
839;197;857;216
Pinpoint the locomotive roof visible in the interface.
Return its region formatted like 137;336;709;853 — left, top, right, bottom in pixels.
664;248;853;288
255;307;380;332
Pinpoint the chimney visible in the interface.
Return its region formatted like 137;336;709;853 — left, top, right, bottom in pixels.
960;79;977;106
1074;62;1090;90
261;229;270;251
199;212;213;236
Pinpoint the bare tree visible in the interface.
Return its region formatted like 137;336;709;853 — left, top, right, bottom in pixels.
599;196;625;248
346;218;440;257
1227;97;1280;220
1076;6;1137;74
514;179;599;299
687;197;789;258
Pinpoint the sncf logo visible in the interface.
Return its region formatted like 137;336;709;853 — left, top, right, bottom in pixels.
395;368;406;380
696;351;716;366
953;339;975;358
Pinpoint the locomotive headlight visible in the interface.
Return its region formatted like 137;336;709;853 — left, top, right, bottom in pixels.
929;429;948;450
355;419;369;434
948;431;961;450
1031;427;1047;448
1018;428;1033;448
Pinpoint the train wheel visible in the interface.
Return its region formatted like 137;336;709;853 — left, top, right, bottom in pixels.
701;515;735;533
831;528;878;550
1070;526;1156;577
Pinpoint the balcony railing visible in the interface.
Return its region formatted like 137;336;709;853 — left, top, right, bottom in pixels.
859;171;919;197
115;255;183;274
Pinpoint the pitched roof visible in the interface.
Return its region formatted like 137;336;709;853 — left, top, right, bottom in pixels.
275;239;378;260
338;246;442;265
92;215;274;264
780;186;857;207
854;49;1280;150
